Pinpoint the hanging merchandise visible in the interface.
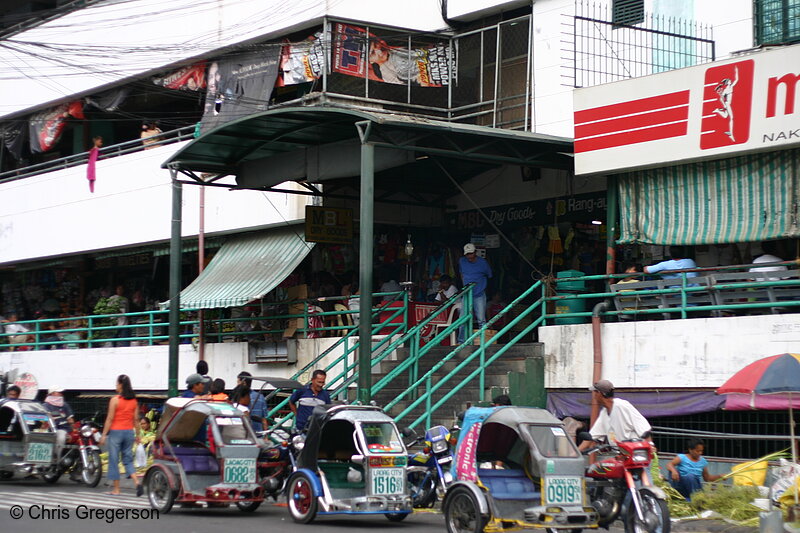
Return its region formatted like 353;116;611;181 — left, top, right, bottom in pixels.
29;101;85;153
564;227;576;251
547;225;563;254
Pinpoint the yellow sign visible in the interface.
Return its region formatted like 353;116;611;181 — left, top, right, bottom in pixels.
305;206;353;244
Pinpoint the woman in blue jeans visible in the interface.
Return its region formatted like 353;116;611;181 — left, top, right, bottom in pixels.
99;375;142;496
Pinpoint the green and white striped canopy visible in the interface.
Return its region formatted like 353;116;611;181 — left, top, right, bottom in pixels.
618;148;800;245
162;224;313;309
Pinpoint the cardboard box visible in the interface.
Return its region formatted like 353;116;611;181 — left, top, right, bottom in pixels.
474;329;498;345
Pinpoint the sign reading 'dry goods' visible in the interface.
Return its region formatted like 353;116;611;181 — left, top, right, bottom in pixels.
574;45;800;175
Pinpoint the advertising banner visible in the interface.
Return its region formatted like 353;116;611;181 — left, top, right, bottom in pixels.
29;101;84;153
201;49;280;133
332;23;452;87
574;45;800;175
278;31;325;86
152;62;207;91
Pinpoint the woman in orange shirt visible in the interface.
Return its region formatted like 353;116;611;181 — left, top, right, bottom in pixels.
99;374;142;496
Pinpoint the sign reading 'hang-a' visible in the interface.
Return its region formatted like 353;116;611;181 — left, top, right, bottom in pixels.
574;44;800;175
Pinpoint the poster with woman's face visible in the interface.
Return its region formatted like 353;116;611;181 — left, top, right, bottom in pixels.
332;23;453;87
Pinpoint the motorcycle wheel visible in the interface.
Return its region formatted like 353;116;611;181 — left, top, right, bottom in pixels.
236;500;262;512
286;472;318;524
42;466;62;484
147;469;177;514
385;512;409;522
408;470;437;508
81;450;102;488
444;487;488;533
623;491;670;533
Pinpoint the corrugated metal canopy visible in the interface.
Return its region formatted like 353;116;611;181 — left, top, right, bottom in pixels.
161;225;313;309
162;107;573;190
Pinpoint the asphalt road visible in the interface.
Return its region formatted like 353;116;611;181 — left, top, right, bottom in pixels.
0;476;744;533
0;476;446;533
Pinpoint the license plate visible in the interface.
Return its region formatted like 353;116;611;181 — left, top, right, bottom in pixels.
223;458;256;484
371;467;404;495
25;442;53;463
544;476;582;505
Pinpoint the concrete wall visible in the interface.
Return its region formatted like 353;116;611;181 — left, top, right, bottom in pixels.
0;142;311;264
0;335;393;393
540;314;800;389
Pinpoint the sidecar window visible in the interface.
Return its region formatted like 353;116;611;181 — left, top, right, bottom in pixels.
526;425;579;457
214;416;255;445
0;407;22;439
319;419;358;460
362;423;403;454
22;412;53;433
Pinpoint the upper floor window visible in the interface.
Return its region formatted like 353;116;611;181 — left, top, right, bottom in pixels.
754;0;800;45
612;0;644;26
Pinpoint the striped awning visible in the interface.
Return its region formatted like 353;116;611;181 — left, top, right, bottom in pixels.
618;148;800;245
163;225;313;309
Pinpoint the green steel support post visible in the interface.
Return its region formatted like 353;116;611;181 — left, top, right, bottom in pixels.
358;141;375;404
479;329;485;398
681;273;687;319
425;376;432;429
606;175;618;276
168;171;182;398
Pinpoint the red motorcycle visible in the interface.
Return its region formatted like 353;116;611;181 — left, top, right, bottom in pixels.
580;434;670;533
42;419;103;487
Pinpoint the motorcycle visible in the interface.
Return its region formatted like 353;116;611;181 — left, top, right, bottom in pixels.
255;426;298;500
580;433;670;533
42;418;103;487
403;425;456;508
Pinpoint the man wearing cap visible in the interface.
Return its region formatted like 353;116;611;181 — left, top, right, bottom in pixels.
578;379;651;451
459;243;493;332
43;387;75;466
182;373;210;398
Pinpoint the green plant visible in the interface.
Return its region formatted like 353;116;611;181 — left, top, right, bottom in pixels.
91;297;121;340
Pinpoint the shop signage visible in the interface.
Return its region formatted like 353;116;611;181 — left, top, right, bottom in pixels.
95;253;151;269
305;206;353;244
574;44;800;175
14;372;38;400
449;192;606;231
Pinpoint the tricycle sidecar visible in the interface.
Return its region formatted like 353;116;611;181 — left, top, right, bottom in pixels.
286;404;412;523
443;406;599;533
144;398;265;513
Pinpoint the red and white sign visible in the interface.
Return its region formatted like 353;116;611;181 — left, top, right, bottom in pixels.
574;44;800;175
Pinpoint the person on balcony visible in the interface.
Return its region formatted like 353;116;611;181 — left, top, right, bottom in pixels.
644;246;697;280
108;285;130;347
140;122;162;149
2;313;32;351
750;241;788;281
459;243;493;329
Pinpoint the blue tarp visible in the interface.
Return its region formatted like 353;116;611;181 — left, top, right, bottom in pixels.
547;390;724;419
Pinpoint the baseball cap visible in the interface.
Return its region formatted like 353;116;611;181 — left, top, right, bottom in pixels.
186;373;210;386
48;386;65;394
463;243;476;255
590;379;614;395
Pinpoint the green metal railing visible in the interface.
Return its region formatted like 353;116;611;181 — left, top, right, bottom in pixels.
264;285;475;425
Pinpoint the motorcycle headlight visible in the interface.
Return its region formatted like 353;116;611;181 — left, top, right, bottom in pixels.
291;434;305;451
432;440;448;453
632;449;649;462
80;425;93;438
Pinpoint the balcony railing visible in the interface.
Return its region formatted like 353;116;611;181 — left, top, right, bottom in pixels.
0;125;195;185
562;0;715;88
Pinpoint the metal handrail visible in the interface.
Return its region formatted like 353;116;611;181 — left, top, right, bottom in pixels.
0;126;196;184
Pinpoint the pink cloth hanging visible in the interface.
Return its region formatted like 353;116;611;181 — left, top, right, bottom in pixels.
86;146;99;192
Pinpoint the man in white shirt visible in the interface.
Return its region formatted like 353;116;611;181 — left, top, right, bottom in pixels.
2;313;32;351
578;380;651;450
434;275;461;310
749;241;788;281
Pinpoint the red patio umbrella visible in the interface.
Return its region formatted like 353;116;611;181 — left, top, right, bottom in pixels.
717;353;800;504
